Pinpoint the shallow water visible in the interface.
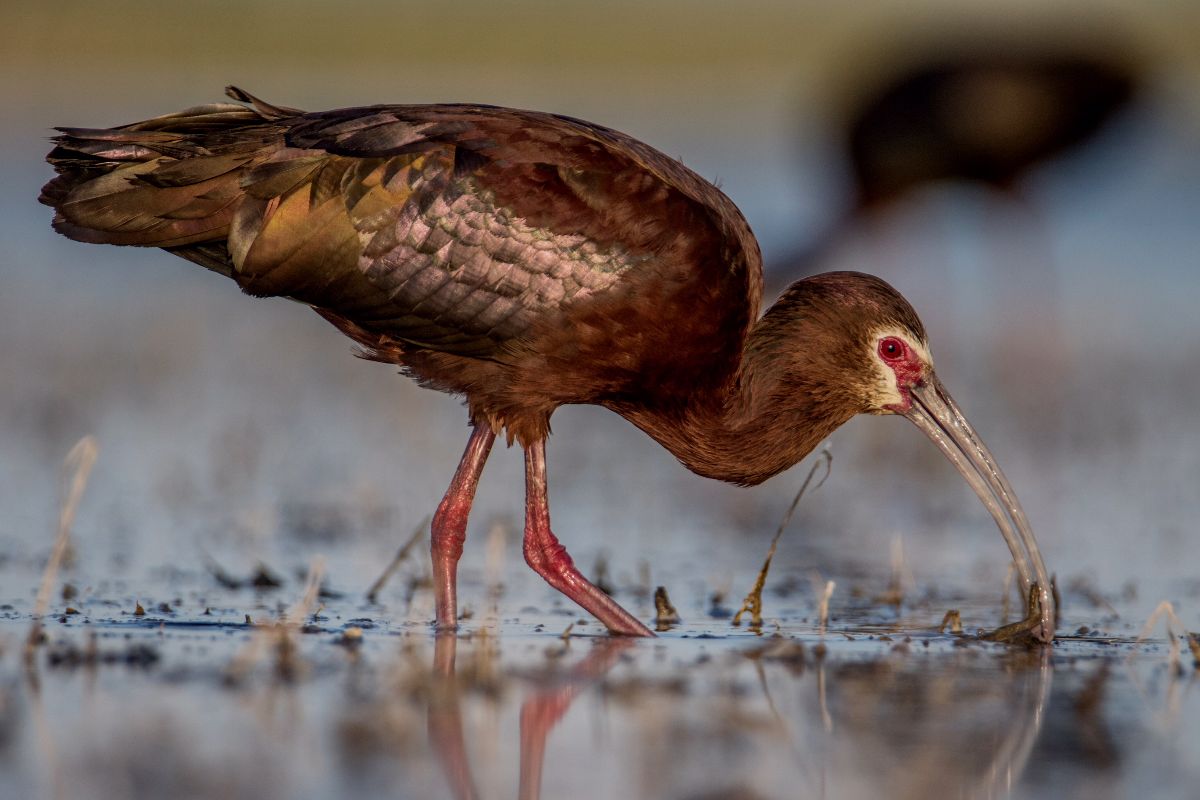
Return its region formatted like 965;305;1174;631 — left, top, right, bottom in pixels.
4;3;1200;798
2;539;1197;800
3;249;1199;800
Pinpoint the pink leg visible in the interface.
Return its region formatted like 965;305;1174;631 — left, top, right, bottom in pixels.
522;440;653;637
432;425;496;630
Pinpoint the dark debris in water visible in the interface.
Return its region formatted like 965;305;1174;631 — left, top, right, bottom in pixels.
744;638;807;671
205;558;286;591
707;591;733;619
45;637;160;669
591;552;615;596
250;563;284;589
654;586;681;631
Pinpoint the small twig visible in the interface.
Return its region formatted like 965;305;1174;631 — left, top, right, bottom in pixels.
483;519;509;627
1000;562;1016;625
287;557;326;626
223;629;264;687
1065;576;1120;618
816;580;835;637
365;517;429;603
875;534;915;606
939;610;963;635
752;659;789;735
733;449;831;629
889;534;913;602
817;661;833;733
26;436;98;662
275;558;326;681
1132;600;1189;674
225;556;326;686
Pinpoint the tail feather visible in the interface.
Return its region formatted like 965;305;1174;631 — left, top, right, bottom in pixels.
40;89;301;257
223;85;304;121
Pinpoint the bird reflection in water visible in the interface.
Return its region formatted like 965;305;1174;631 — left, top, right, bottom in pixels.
420;633;1051;799
820;647;1056;796
427;634;632;800
738;643;1054;799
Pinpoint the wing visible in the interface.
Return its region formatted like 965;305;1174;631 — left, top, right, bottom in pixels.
44;91;763;360
229;125;646;357
235;103;762;359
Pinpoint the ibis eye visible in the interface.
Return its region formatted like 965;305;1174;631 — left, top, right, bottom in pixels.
878;337;905;361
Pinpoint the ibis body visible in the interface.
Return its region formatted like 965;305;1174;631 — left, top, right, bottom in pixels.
41;88;1055;640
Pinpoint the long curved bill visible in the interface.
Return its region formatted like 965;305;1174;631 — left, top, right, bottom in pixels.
904;375;1055;642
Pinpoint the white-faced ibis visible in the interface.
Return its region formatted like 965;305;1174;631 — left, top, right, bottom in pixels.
845;49;1136;210
40;88;1055;641
772;45;1138;286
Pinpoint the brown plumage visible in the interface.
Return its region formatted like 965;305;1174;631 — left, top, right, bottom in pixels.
40;87;1055;641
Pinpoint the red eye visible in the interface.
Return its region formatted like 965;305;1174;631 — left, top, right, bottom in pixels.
878;337;905;361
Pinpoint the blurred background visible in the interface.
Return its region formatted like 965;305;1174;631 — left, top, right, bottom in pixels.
4;0;1198;598
2;2;1200;798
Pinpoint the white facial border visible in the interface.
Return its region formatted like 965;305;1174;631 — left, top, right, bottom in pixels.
865;325;933;413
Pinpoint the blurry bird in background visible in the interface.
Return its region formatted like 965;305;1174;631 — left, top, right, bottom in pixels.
843;49;1136;212
774;37;1140;285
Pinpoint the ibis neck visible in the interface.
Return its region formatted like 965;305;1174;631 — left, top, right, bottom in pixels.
614;311;860;487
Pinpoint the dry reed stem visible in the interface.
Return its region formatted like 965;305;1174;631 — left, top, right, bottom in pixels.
1000;562;1016;624
26;436;98;662
222;631;264;687
276;556;326;680
817;662;833;733
816;580;835;637
483;520;509;629
751;660;790;738
732;449;831;629
1132;600;1190;673
287;556;326;625
24;667;64;800
877;534;915;607
1123;605;1196;731
365;517;429;603
225;555;326;685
